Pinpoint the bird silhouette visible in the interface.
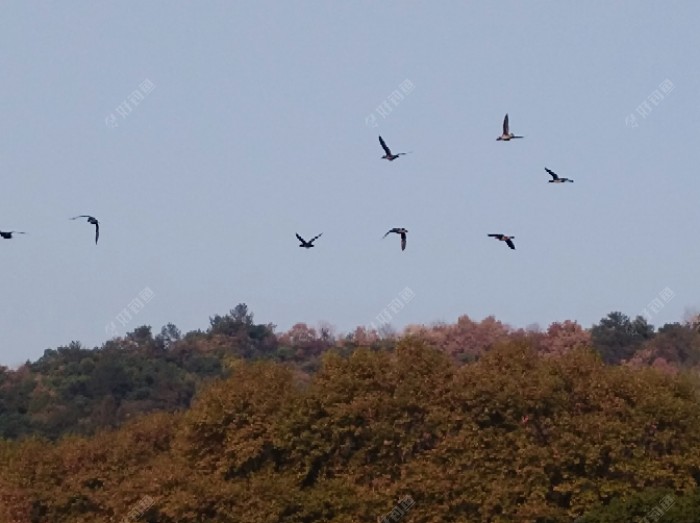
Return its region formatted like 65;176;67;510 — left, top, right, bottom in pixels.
496;114;524;141
0;230;26;239
296;232;322;248
71;215;100;244
379;136;409;161
545;167;574;183
488;233;516;250
383;227;408;251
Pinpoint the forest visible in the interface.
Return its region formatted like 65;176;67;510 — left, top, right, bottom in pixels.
1;305;700;522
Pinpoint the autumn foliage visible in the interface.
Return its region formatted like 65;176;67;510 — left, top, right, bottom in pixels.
1;308;700;521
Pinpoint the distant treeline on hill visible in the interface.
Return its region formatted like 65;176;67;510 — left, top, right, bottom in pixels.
1;320;700;521
1;304;700;442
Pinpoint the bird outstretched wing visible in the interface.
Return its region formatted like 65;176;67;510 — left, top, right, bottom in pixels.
545;168;559;180
378;136;392;156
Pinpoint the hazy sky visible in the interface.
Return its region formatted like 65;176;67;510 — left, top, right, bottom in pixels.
2;2;699;366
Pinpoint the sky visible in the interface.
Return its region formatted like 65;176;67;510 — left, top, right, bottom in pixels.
1;2;699;366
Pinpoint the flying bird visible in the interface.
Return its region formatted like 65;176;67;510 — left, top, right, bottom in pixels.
0;231;26;239
383;227;408;251
496;114;523;141
545;167;574;183
378;136;409;161
488;233;516;250
296;232;322;248
71;215;100;244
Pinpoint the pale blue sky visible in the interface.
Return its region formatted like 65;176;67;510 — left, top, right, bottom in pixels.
1;2;699;365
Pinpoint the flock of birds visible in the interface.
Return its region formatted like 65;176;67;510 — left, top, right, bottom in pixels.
1;215;100;244
4;115;571;252
295;113;574;252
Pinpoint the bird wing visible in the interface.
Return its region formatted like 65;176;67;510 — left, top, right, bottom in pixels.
545;168;558;180
94;222;99;244
383;229;396;238
488;234;503;239
503;114;509;134
295;233;306;243
506;238;515;249
70;215;92;220
378;136;392;155
309;233;323;243
400;232;406;251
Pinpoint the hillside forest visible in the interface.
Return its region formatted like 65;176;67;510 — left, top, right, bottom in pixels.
2;305;700;522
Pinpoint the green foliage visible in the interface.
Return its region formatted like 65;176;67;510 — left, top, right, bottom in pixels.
591;311;654;364
0;304;280;441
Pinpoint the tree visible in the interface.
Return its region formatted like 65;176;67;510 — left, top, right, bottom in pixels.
591;312;654;364
538;320;591;356
155;323;182;350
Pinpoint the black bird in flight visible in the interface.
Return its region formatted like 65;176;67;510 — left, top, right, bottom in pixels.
296;232;322;248
379;136;409;161
488;233;516;250
545;167;574;183
0;230;26;239
71;215;99;244
496;113;523;141
383;227;408;251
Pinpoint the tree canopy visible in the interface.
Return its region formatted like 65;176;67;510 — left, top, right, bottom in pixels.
2;306;700;521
